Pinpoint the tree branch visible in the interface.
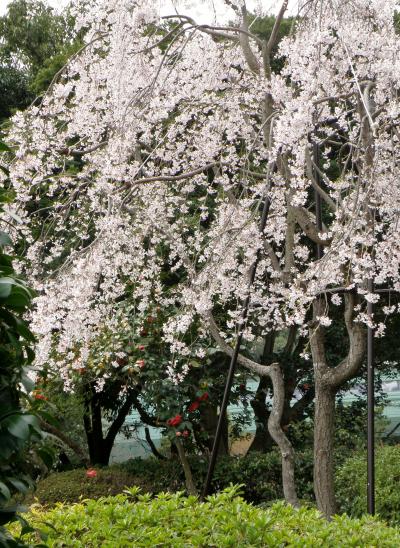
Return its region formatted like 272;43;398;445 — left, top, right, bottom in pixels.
39;418;89;465
239;5;260;74
263;0;289;76
291;206;332;246
105;389;137;446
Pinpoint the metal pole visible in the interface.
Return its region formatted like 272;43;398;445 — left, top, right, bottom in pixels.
201;194;271;499
367;277;375;514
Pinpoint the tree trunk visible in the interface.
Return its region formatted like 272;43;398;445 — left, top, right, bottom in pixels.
248;377;274;453
175;438;198;496
310;295;365;518
201;405;229;455
313;383;337;517
267;363;299;507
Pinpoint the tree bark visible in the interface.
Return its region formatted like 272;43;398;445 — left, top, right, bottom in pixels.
248;377;274;453
82;384;137;466
267;363;299;507
175;438;198;496
310;295;365;517
313;383;336;516
201;405;229;456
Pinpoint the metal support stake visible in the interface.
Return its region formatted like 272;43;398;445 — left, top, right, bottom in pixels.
367;277;375;514
201;195;271;499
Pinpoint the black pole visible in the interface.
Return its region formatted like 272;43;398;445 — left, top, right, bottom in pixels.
201;194;271;499
367;277;375;515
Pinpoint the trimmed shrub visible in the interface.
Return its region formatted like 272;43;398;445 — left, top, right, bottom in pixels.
30;450;314;507
25;467;141;506
13;487;400;547
336;444;400;524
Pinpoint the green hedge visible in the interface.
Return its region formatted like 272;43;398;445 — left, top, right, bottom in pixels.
14;487;400;547
29;451;314;506
336;444;400;525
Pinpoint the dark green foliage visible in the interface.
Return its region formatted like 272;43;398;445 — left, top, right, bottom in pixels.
0;0;78;121
29;450;314;507
0;0;73;72
0;145;44;545
0;64;32;122
14;488;400;547
29;41;83;96
336;444;400;525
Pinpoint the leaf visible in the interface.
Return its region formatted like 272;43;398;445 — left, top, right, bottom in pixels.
14;318;35;342
3;286;32;310
0;231;12;247
37;447;54;469
0;164;10;177
0;279;12;299
7;478;29;494
3;414;30;440
20;370;35;392
0;142;11;153
0;482;11;501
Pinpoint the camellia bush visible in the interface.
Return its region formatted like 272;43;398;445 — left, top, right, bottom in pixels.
4;0;400;516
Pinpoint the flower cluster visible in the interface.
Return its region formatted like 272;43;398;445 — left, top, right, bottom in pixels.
3;0;400;392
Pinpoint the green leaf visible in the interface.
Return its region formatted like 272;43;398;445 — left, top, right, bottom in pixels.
7;478;29;494
0;231;12;247
0;279;12;299
21;369;35;392
37;447;54;469
0;142;11;153
3;414;30;440
0;482;11;501
14;318;35;342
0;164;10;177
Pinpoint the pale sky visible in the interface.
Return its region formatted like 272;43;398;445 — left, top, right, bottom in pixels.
0;0;299;20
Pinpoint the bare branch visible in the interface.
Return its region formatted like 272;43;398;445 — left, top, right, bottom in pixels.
305;147;337;211
126;162;223;186
263;0;289;76
239;5;260;74
291;206;332;246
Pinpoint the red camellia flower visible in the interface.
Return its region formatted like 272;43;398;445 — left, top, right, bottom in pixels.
33;391;48;401
137;344;145;351
198;392;209;402
86;469;97;478
135;359;145;368
182;430;190;438
167;414;183;427
188;401;200;413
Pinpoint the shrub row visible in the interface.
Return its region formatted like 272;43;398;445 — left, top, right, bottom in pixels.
336;444;400;525
14;487;400;547
29;450;314;506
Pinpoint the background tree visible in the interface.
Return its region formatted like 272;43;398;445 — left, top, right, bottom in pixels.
0;0;78;121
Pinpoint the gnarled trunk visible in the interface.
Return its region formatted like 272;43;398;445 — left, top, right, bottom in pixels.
310;295;365;517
